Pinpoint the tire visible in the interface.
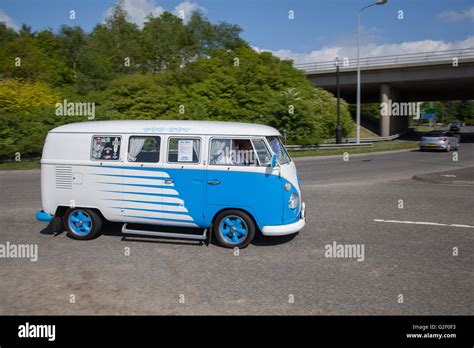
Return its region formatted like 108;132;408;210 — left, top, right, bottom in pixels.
65;208;102;240
213;210;255;248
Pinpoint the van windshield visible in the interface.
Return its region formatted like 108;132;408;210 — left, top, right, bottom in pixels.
266;136;291;164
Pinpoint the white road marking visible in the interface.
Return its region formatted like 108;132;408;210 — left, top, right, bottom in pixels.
374;219;474;229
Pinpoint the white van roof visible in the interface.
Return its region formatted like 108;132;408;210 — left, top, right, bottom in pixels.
50;120;281;136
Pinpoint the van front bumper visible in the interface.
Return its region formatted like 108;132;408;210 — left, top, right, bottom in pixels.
261;202;306;236
36;210;54;222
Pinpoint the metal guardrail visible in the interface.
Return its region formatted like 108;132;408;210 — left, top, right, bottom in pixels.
295;48;474;74
286;143;373;151
323;134;399;143
286;134;398;151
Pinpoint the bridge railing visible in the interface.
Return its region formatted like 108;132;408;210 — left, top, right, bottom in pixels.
295;48;474;73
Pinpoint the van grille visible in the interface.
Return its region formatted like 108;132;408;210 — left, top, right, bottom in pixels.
55;166;73;189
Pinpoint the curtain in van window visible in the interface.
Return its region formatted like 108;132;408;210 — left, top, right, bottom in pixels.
210;139;231;164
128;137;146;162
193;139;200;161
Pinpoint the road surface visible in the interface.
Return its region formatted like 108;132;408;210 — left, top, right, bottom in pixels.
0;141;473;315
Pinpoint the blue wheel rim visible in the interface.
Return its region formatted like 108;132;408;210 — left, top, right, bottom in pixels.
219;215;248;244
68;210;92;236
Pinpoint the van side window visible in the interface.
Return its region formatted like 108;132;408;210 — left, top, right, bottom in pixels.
128;136;160;163
168;138;200;163
267;136;290;164
209;138;258;166
251;138;271;165
91;136;121;161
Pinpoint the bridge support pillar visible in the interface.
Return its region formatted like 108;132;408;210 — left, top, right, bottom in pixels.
380;84;391;137
380;83;409;136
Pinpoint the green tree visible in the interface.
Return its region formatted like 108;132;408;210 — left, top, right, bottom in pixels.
92;47;353;144
187;12;247;54
142;12;196;72
57;25;87;80
0;22;17;48
0;26;73;86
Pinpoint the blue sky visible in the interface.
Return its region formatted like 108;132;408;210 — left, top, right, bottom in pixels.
1;0;473;63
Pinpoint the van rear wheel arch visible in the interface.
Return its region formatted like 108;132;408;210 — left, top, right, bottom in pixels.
56;205;106;220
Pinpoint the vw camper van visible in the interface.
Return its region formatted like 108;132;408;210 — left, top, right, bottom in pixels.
35;120;305;248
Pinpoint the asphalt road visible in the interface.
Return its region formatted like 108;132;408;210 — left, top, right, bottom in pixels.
1;140;473;315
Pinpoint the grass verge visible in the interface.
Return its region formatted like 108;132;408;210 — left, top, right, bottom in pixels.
0;160;41;170
289;141;418;158
412;125;445;132
348;126;377;138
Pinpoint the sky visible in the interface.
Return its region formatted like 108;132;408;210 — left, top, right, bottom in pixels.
0;0;473;64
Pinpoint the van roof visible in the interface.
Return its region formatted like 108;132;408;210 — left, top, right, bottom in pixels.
50;120;281;136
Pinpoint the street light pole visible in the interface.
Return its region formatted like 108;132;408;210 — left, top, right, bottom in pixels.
356;0;387;144
335;57;342;144
356;10;361;144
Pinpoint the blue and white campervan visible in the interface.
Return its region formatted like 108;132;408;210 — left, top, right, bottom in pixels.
35;120;305;248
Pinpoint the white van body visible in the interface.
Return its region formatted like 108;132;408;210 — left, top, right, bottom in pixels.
36;120;305;247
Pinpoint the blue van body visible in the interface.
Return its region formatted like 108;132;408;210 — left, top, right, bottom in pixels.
92;165;301;230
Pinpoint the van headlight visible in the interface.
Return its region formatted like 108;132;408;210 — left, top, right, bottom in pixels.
288;192;299;209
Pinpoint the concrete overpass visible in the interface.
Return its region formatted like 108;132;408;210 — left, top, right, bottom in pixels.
297;48;474;136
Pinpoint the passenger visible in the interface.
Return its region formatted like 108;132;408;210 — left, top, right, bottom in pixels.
233;140;254;165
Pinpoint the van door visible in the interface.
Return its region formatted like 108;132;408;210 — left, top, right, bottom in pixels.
206;137;284;227
121;135;163;224
161;136;205;228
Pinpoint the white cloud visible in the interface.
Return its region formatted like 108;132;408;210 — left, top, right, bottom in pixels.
0;9;18;30
438;6;474;22
104;0;206;27
254;36;474;65
104;0;164;27
173;1;207;24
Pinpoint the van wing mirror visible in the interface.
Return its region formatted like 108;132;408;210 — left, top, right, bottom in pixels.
271;154;278;168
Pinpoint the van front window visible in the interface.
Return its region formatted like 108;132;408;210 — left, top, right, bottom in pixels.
266;136;290;164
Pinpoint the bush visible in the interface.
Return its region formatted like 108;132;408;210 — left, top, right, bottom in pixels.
0;79;61;113
90;47;353;145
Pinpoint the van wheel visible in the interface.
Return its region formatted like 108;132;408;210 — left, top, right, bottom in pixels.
213;210;255;248
65;208;102;240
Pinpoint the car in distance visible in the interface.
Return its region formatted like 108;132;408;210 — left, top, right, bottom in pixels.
419;130;460;152
449;121;462;132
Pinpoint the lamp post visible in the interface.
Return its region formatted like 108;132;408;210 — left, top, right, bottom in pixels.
335;57;342;144
356;0;388;143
